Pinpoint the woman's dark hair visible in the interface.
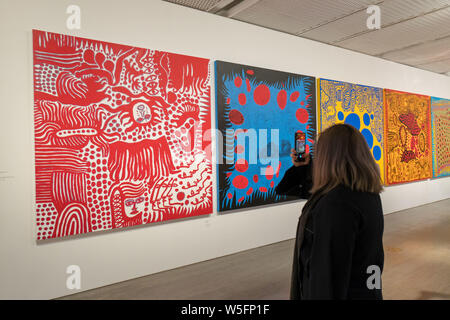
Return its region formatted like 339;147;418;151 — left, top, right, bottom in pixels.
311;123;383;195
296;124;384;254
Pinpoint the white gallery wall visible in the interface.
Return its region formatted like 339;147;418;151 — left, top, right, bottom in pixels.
0;0;449;299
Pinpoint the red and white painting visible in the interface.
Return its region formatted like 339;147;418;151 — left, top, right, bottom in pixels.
33;30;212;240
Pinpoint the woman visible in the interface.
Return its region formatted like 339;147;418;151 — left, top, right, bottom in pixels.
276;124;384;300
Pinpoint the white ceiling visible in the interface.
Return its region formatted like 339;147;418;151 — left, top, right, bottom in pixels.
165;0;450;77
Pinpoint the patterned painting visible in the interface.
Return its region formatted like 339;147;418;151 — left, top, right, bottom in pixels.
318;79;385;182
215;61;316;212
33;30;212;240
383;89;432;185
431;97;450;178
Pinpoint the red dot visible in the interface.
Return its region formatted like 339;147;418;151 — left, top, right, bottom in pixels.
246;78;251;92
235;145;245;154
253;84;271;105
168;92;177;104
83;49;95;64
306;144;310;154
300;101;305;106
296;108;309;124
232;175;249;189
277;90;287;110
95;52;105;66
226;98;231;104
270;181;275;188
227;193;233;199
177;192;185;201
234;77;242;87
238;196;245;203
259;187;268;192
238;93;246;105
246;187;253;195
265;165;274;180
229;109;244;125
246;70;254;75
235;159;249;172
290;91;300;102
253;174;259;183
276;161;282;178
104;60;114;72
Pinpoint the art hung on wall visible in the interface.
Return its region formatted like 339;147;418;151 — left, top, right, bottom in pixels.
33;30;212;240
431;97;450;178
383;89;432;185
318;79;385;182
215;61;316;212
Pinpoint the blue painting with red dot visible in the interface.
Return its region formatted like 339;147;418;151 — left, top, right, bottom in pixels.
215;61;316;212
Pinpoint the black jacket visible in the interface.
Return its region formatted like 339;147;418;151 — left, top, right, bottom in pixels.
276;163;384;300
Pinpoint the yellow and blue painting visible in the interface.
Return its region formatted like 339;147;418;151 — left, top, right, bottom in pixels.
431;97;450;178
318;79;385;182
215;61;316;212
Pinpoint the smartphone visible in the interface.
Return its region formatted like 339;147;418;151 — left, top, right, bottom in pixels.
295;130;306;162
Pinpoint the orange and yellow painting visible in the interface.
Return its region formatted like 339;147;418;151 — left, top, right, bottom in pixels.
384;89;432;185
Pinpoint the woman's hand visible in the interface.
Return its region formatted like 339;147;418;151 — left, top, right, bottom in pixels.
291;148;311;167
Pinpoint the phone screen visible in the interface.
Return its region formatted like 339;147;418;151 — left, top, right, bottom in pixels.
295;131;306;155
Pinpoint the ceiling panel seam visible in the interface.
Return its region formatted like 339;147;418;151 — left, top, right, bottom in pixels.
296;0;385;35
333;3;450;44
378;33;450;58
416;57;450;67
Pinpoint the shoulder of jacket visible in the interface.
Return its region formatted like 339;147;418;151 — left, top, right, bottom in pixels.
314;186;362;217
